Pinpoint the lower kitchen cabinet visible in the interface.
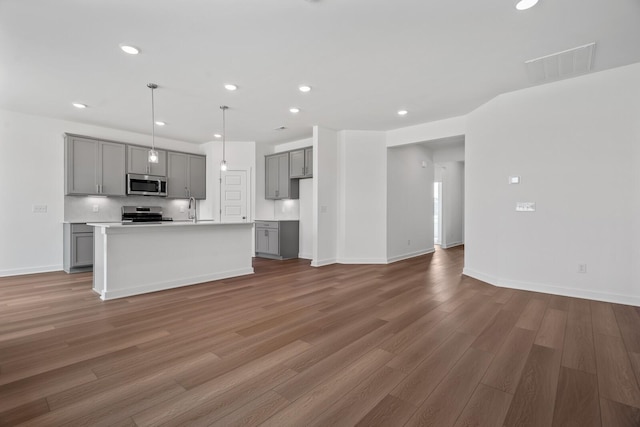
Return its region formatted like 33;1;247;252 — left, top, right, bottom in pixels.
63;223;94;273
255;220;299;260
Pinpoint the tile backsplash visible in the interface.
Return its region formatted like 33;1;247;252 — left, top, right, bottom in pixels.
274;199;300;220
64;196;193;223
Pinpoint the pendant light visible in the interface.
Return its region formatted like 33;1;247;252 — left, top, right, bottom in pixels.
220;105;229;171
147;83;159;164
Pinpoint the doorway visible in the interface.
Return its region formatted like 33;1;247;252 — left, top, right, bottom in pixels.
434;181;442;245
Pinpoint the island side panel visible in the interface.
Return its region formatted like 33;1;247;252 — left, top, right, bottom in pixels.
93;223;254;300
92;227;106;298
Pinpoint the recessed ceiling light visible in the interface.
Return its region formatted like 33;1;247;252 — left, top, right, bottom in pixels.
224;84;238;91
298;85;312;93
155;121;166;126
289;107;300;114
72;103;87;109
515;0;538;10
119;44;140;55
397;109;408;116
213;133;222;138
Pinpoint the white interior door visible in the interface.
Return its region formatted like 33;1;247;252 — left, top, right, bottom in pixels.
220;170;249;223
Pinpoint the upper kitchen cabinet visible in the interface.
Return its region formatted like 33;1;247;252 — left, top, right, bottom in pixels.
167;152;206;199
65;134;126;196
289;147;313;178
127;145;167;176
265;152;299;200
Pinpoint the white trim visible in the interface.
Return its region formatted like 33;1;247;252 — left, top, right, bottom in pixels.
100;267;254;300
441;241;464;249
463;267;640;307
337;258;388;265
311;258;337;267
0;264;63;277
387;248;435;264
298;252;313;260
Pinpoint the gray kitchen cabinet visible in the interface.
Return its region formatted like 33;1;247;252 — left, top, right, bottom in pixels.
265;153;299;199
188;155;206;199
167;152;206;199
127;145;167;176
63;223;94;273
289;147;313;178
304;147;313;177
65;134;126;196
255;220;299;259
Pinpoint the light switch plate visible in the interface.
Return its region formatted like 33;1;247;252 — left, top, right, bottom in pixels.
32;205;47;213
516;202;536;212
509;176;521;184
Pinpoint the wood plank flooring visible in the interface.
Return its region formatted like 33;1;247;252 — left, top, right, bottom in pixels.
1;246;640;426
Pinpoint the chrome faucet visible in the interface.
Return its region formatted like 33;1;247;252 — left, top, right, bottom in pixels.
188;197;197;222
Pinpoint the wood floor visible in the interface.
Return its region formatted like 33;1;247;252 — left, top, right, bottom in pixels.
2;247;640;426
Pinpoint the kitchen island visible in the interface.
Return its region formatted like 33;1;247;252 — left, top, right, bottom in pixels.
88;221;254;300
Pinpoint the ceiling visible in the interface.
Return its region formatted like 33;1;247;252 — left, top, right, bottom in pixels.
1;0;639;146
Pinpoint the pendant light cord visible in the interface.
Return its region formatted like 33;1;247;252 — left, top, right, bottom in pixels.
222;106;226;162
221;105;228;165
148;83;158;152
150;86;156;151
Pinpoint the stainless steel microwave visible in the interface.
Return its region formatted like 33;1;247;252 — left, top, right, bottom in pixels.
126;173;167;197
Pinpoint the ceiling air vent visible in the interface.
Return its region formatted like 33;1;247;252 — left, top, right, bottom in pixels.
525;42;595;84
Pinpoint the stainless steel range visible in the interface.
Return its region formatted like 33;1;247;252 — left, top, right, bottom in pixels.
121;206;172;224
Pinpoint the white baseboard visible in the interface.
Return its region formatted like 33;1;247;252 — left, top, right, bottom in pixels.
441;241;464;249
311;258;337;267
387;248;435;264
100;267;255;301
298;252;313;260
0;264;63;277
337;258;388;265
463;267;640;307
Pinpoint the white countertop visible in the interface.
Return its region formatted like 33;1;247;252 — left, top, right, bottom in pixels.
87;220;253;228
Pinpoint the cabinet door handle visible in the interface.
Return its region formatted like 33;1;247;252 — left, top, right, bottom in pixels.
265;230;268;237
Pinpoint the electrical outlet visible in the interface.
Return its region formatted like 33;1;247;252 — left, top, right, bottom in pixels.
92;205;99;212
179;206;185;213
32;205;47;213
407;239;411;246
516;202;536;212
578;264;587;273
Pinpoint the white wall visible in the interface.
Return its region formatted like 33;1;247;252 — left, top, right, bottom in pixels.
312;126;339;266
337;130;387;263
432;144;465;163
299;178;313;259
439;161;465;248
387;144;434;262
464;62;640;305
0;109;203;276
387;115;466;147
